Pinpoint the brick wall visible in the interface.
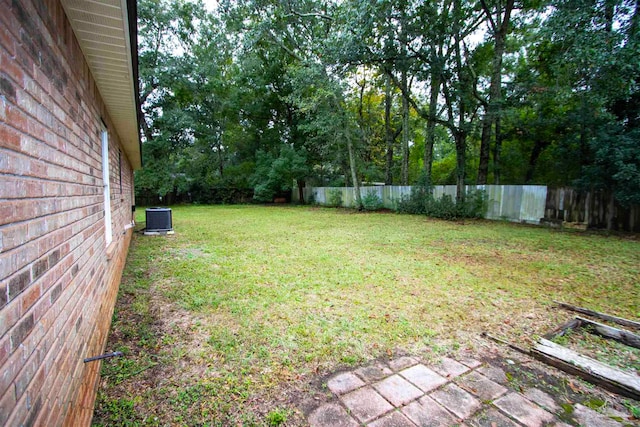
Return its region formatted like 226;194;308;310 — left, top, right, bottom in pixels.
0;0;137;425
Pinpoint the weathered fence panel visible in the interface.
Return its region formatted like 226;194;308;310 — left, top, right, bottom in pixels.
544;188;640;232
296;184;638;230
297;185;547;224
481;185;547;223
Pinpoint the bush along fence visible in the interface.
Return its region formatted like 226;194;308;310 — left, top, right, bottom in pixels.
293;185;640;231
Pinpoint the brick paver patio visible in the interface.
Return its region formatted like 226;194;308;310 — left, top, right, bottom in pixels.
308;355;624;427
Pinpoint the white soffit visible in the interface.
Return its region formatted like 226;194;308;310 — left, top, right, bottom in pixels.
60;0;141;169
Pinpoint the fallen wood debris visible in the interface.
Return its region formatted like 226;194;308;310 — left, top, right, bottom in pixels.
544;316;640;349
543;318;582;340
532;338;640;400
554;301;640;330
481;332;531;355
576;316;640;349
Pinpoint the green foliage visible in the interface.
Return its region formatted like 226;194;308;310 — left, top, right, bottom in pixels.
328;189;343;207
623;402;640;419
579;127;640;207
396;178;487;219
94;394;140;427
265;409;288;426
362;190;383;211
252;145;309;202
134;0;640;211
396;173;432;215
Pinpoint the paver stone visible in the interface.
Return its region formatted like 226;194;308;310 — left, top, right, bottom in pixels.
467;408;520;427
430;383;482;420
401;395;458;427
476;365;509;385
356;363;393;382
458;356;483;369
399;364;447;393
341;386;394;423
456;371;507;401
368;411;417;427
523;388;560;413
308;403;359;427
433;357;469;378
374;375;424;407
572;403;623;427
493;393;555;427
389;356;418;372
328;372;366;395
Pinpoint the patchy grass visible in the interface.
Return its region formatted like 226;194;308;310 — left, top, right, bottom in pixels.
93;205;640;426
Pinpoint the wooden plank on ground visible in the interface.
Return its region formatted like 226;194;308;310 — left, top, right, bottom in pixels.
532;338;640;400
554;301;640;330
577;316;640;349
543;318;583;340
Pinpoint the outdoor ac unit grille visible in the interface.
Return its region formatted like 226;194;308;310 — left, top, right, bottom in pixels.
146;208;172;231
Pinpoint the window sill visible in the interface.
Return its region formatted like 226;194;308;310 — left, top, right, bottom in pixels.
106;240;118;261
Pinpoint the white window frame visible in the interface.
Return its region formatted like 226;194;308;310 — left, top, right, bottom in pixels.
101;129;113;246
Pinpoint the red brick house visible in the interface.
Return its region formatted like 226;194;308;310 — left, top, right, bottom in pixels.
0;0;141;425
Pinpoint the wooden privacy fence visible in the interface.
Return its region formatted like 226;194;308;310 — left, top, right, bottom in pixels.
544;188;640;232
293;185;640;231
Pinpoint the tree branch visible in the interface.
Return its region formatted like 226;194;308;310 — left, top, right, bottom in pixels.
480;0;498;32
285;11;333;21
384;67;455;131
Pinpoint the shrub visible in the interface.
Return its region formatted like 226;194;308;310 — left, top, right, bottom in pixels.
396;186;428;215
307;191;317;205
328;189;343;207
459;189;488;219
395;180;487;220
362;190;383;211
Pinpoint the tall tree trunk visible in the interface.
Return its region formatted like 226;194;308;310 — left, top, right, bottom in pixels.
478;0;513;185
297;179;305;204
630;0;639;38
493;116;502;184
385;74;394;185
141;116;154;144
453;0;467;203
424;66;441;184
217;141;224;178
401;70;410;185
477;108;492;184
400;2;410;185
342;122;362;209
347;130;363;210
455;131;467;203
357;73;372;169
579;94;589;168
525;139;549;183
604;0;615;33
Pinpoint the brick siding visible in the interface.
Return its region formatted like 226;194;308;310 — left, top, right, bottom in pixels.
0;0;137;425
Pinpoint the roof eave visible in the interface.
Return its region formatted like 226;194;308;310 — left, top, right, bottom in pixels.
60;0;142;170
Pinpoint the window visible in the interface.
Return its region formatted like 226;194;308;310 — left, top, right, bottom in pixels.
101;129;112;246
118;149;123;194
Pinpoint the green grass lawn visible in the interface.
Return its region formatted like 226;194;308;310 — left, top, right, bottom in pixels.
93;205;640;426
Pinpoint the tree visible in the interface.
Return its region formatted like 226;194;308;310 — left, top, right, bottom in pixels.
252;145;309;202
133;0;640;212
476;0;516;185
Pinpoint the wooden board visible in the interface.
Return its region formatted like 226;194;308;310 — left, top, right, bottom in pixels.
554;301;640;330
577;316;640;349
543;318;583;340
532;338;640;400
